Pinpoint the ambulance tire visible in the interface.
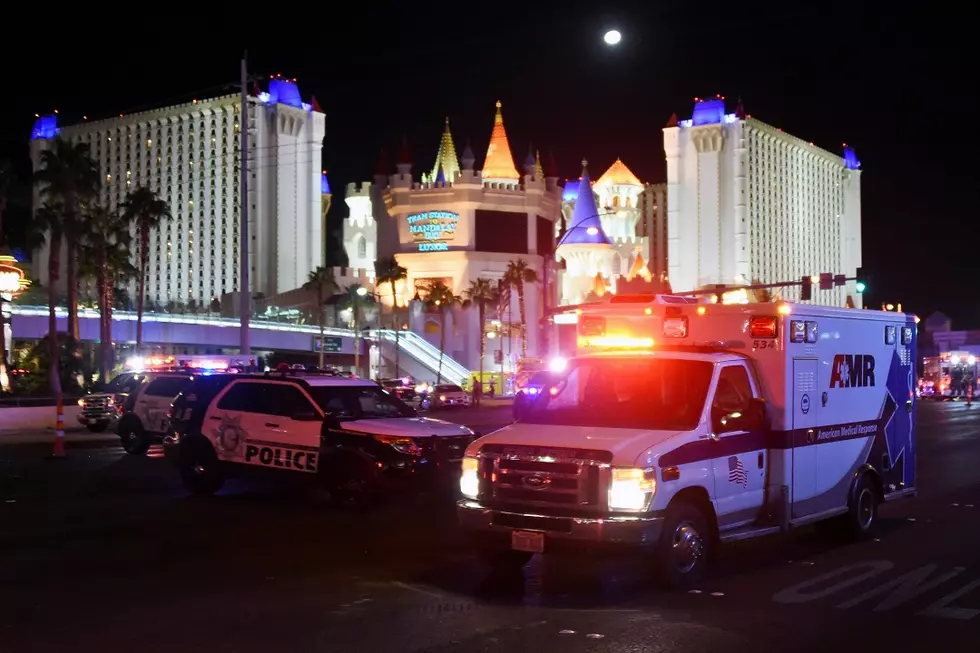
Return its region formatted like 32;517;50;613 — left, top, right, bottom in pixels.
179;440;225;496
655;501;711;590
120;423;150;455
845;473;879;539
325;454;380;510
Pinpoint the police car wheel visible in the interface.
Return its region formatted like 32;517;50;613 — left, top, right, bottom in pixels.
326;458;379;509
121;427;150;455
179;444;224;496
655;502;710;589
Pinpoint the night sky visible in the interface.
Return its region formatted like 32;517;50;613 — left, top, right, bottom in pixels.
0;3;972;324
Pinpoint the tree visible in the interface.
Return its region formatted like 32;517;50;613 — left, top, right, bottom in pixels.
79;205;136;383
463;278;497;390
422;280;461;386
29;201;67;401
340;284;377;377
34;137;99;344
302;267;339;369
504;258;539;359
375;256;408;376
122;186;171;351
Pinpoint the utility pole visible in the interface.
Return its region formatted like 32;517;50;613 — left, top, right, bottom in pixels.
239;53;251;363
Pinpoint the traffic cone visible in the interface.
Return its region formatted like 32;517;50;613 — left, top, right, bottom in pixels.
52;399;66;457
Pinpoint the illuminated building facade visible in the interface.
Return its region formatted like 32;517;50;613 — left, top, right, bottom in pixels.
664;97;863;306
29;78;328;306
356;102;562;372
557;158;659;304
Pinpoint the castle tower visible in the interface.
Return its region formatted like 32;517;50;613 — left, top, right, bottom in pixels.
428;117;461;184
481;101;520;183
343;182;376;271
593;158;645;278
320;171;332;266
556;160;616;304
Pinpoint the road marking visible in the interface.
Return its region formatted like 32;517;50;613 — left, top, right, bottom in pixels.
586;633;605;639
772;561;894;604
837;564;966;611
918;579;980;620
390;581;448;599
559;630;575;635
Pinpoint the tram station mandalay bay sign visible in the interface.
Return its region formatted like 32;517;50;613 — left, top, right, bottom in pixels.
407;211;459;252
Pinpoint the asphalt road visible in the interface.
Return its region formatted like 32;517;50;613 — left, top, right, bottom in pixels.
1;402;978;652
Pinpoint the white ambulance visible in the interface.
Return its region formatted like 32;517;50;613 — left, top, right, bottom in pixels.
458;295;918;588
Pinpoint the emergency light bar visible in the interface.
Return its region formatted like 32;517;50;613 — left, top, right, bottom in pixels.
577;335;655;349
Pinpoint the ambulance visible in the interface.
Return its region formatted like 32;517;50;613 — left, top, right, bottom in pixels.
458;294;918;588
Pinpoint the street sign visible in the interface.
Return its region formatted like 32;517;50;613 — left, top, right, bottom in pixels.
313;336;342;353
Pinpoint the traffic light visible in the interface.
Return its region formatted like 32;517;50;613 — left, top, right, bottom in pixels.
800;276;812;301
855;267;867;294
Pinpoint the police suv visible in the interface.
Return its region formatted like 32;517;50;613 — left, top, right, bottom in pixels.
165;371;477;505
458;295;917;588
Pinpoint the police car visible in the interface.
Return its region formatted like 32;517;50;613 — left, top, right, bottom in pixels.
117;372;196;454
165;371;477;505
458;295;917;588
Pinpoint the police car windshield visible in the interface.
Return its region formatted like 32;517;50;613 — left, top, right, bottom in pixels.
105;373;143;394
307;385;416;420
521;357;714;431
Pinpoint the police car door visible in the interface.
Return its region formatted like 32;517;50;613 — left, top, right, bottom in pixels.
256;382;323;474
204;380;275;465
135;376;190;434
709;363;767;527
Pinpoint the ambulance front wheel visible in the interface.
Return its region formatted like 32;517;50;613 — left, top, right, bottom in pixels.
654;501;711;590
179;440;225;496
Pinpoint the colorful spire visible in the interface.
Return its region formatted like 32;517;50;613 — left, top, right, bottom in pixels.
535;150;544;178
375;149;389;176
430;117;461;183
481;100;519;180
397;136;412;166
665;112;678;128
595;158;643;187
557;160;611;247
544;151;558;178
461;141;476;170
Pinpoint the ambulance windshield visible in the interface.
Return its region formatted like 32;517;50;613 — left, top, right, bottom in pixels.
521;358;714;431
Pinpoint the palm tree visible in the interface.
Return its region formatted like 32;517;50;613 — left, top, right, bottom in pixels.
33;137;99;344
30;201;67;400
302;267;339;369
79;205;136;383
463;278;498;389
340;284;376;377
504;258;539;358
375;256;408;376
122;186;171;351
423;280;462;386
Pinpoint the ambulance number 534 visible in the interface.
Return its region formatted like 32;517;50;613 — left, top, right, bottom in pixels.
753;340;776;350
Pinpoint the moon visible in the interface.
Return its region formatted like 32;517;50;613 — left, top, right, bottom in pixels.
603;29;622;46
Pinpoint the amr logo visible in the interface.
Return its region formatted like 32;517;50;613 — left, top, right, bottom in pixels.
830;354;876;389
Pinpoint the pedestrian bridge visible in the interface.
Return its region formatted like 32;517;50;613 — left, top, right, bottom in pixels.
8;305;469;386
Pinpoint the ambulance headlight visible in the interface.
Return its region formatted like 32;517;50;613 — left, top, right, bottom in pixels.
373;435;422;456
460;456;480;499
608;468;656;512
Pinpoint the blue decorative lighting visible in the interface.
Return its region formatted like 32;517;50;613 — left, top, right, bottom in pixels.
435;167;446;184
691;98;726;126
30;115;59;140
267;79;304;108
320;172;331;194
562;180;580;202
843;146;861;170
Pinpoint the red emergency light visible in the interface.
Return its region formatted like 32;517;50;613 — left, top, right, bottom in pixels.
749;316;778;338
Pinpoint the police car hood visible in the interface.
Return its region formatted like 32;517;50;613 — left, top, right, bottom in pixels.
338;416;474;438
468;423;686;466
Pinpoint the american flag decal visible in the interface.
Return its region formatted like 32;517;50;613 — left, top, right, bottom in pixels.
728;456;748;487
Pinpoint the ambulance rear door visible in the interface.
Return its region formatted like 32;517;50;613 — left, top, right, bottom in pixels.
790;358;818;517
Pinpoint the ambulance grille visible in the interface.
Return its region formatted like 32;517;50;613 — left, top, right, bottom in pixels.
477;445;610;512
